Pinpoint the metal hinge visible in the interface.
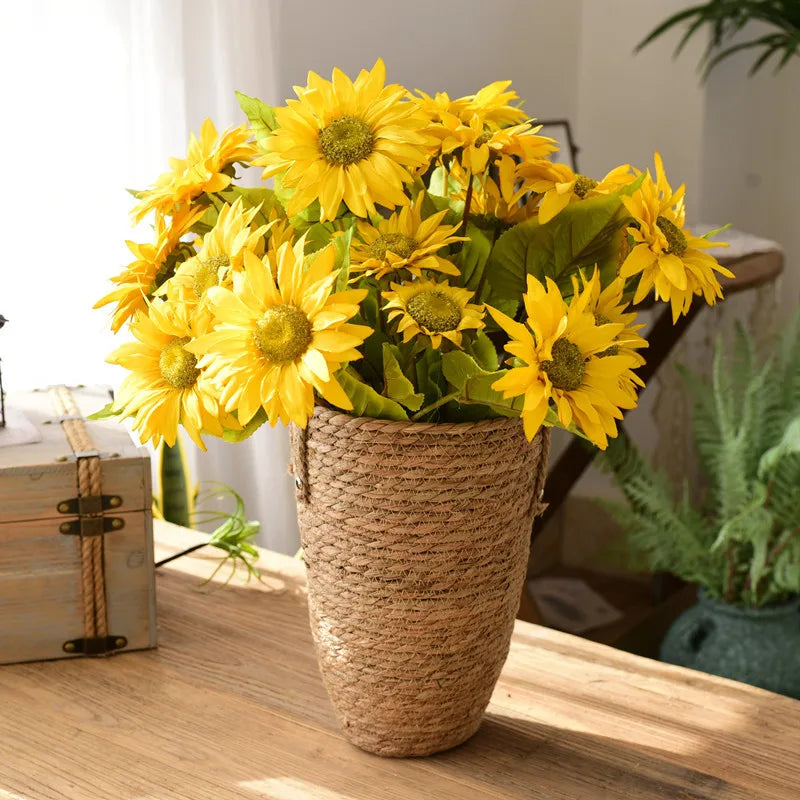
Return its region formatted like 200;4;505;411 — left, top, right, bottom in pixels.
59;517;125;536
56;494;122;515
62;635;128;656
54;449;119;463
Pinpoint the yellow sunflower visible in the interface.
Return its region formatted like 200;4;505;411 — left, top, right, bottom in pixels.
258;59;435;222
488;276;642;448
620;153;732;322
166;197;271;305
186;240;371;428
462;80;530;127
517;160;634;224
95;206;204;332
349;193;464;280
264;210;296;277
413;81;528;128
382;279;485;349
432;114;556;174
106;298;230;450
131;119;259;222
449;158;537;225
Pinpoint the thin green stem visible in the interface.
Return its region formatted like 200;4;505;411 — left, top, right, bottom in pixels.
411;391;461;421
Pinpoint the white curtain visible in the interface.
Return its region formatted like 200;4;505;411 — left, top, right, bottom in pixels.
2;0;299;553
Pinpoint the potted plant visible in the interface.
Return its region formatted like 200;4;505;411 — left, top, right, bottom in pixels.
95;59;731;755
637;0;800;78
600;319;800;698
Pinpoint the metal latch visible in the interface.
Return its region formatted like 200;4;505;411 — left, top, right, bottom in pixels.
56;494;122;515
59;517;125;536
62;636;128;656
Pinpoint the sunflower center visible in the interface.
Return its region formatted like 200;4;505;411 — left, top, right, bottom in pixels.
573;175;598;199
407;291;462;332
254;305;312;363
656;216;688;256
370;233;418;261
542;337;585;391
318;116;374;165
159;337;200;390
193;254;231;299
474;130;493;147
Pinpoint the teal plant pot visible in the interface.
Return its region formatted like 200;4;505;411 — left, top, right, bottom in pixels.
661;590;800;699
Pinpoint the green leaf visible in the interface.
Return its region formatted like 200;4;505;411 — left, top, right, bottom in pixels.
700;222;732;240
485;193;630;305
223;408;268;442
467;330;499;371
338;368;409;421
759;416;800;479
382;343;424;411
87;402;119;421
235;90;278;152
159;439;192;528
459;223;492;292
441;351;522;418
332;224;355;292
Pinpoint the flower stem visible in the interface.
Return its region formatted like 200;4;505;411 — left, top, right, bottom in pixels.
411;390;461;421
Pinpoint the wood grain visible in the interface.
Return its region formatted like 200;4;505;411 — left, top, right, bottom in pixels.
0;520;797;799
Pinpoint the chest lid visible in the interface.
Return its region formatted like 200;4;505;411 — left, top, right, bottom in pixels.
0;385;151;524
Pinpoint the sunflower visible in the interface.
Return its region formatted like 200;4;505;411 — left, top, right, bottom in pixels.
517;160;634;224
185;241;371;428
349;193;464;280
131;119;259;222
258;59;435;222
449;158;537;225
95;206;204;332
620;153;731;322
413;81;528;128
432;114;556;174
488;276;642;448
382;279;485;349
462;81;530;127
106;298;229;450
264;210;296;277
166;198;271;305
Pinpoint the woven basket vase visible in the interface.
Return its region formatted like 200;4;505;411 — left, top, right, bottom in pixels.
290;406;550;757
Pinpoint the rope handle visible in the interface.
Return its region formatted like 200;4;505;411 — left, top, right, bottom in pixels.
48;385;108;641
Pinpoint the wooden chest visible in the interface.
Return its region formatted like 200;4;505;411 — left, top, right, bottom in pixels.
0;385;156;664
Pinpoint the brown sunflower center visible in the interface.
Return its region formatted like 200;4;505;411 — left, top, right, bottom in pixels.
159;337;200;390
318;116;374;165
541;337;585;391
254;304;312;363
573;175;598;198
474;130;493;147
407;290;462;332
656;216;688;256
193;254;231;299
370;233;418;261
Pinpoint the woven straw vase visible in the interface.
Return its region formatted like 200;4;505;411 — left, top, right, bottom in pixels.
290;406;550;757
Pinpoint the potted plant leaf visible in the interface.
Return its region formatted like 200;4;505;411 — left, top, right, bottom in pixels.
600;317;800;698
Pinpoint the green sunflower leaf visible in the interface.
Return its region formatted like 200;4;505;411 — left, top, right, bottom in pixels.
382;343;424;411
459;223;492;293
485;193;630;306
235;91;278;152
337;368;409;421
467;330;500;371
86;402;119;421
441;351;522;417
223;408;268;442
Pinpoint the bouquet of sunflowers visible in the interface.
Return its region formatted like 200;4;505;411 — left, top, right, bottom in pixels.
96;59;731;451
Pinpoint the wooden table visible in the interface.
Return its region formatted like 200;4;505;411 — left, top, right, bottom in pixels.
1;521;798;799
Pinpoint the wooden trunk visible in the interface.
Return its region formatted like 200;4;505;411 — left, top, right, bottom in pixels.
0;385;156;664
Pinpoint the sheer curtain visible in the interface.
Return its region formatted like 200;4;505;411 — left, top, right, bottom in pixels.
2;0;299;553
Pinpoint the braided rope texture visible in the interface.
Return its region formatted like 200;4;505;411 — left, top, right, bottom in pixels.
291;407;550;757
49;386;108;640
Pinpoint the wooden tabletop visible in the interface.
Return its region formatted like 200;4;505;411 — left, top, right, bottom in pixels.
1;521;798;799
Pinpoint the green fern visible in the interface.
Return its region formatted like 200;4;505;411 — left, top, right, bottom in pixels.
599;313;800;607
